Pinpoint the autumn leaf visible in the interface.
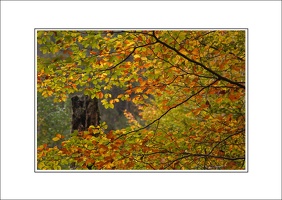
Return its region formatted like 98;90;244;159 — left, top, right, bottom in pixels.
51;133;64;142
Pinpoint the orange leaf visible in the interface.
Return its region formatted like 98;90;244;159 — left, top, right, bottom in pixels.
117;94;123;98
96;92;103;99
192;48;199;55
217;150;225;156
225;161;237;169
86;158;95;166
192;108;202;116
228;93;239;101
106;130;115;141
56;133;64;139
216;97;223;103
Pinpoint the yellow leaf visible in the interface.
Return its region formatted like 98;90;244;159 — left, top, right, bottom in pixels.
42;91;48;97
38;162;45;169
52;136;60;141
142;94;148;99
179;48;188;55
78;36;83;42
105;93;112;98
54;166;62;170
60;95;67;102
135;88;143;93
133;54;140;59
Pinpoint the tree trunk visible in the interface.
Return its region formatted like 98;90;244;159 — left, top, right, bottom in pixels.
71;95;100;132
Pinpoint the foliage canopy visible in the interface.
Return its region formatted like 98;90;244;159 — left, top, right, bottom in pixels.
37;30;245;170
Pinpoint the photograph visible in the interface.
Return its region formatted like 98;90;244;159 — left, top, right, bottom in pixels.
36;30;246;171
2;1;281;199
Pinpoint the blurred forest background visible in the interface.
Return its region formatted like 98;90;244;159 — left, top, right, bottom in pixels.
37;46;141;147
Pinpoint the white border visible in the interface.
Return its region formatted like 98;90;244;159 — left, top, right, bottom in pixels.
1;1;281;199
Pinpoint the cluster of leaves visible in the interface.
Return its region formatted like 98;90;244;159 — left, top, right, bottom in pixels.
37;30;245;170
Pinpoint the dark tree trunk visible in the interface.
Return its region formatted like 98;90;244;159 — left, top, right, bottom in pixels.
71;95;100;132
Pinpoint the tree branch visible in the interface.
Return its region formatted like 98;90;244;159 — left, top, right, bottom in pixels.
151;31;245;89
207;129;245;156
111;79;219;143
99;41;157;72
164;153;245;169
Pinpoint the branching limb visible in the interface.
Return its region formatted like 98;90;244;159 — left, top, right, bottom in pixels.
207;129;245;156
164;153;245;169
151;31;245;89
111;79;219;143
99;41;157;72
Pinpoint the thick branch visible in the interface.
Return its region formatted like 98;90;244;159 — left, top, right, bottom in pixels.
151;31;245;89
